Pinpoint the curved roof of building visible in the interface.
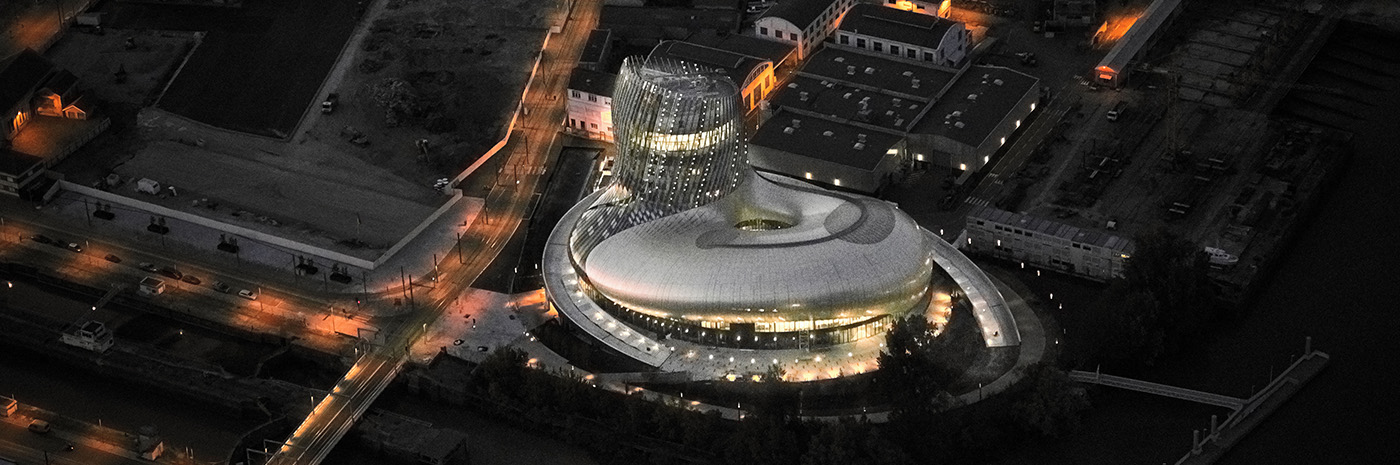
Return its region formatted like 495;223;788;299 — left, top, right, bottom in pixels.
837;3;961;50
582;172;934;321
760;0;840;27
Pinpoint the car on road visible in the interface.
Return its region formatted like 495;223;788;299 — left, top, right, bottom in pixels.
138;262;159;272
28;419;50;434
212;281;231;293
30;234;53;245
104;254;121;263
65;242;83;252
181;275;202;285
238;289;258;300
322;92;338;114
159;266;183;280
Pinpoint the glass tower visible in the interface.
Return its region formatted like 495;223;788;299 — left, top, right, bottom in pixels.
569;56;747;265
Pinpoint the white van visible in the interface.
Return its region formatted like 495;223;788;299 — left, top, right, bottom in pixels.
1106;101;1128;121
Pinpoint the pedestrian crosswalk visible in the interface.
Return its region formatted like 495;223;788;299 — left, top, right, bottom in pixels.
965;197;991;207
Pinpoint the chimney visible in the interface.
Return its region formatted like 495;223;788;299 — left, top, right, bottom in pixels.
791;119;801;128
799;91;809;101
911;78;920;88
847;65;856;75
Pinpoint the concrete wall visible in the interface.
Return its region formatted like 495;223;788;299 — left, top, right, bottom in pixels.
748;144;884;193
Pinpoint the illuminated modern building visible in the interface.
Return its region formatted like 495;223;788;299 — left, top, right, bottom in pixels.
543;55;1018;378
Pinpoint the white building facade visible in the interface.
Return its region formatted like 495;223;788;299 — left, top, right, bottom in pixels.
964;205;1134;282
835;3;969;67
565;69;616;142
754;0;857;61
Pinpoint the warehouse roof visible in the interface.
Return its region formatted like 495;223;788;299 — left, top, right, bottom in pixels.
651;41;769;88
771;75;924;131
749;110;902;171
760;0;840;27
687;31;797;66
798;47;955;99
912;65;1038;147
837;3;960;50
569;68;617;97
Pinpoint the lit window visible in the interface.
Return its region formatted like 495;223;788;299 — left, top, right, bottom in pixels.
1016;120;1021;128
1031;102;1037;111
833;178;841;186
915;154;924;161
959;163;967;171
804;172;813;179
984;155;990;163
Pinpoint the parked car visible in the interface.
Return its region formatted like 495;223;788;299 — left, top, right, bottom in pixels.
322;93;339;114
65;242;83;252
238;289;258;300
138;262;159;272
212;281;231;293
104;254;122;263
159;266;183;280
181;275;202;285
28;419;50;434
29;234;53;245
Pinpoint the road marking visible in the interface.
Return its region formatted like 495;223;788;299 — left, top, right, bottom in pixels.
965;197;990;207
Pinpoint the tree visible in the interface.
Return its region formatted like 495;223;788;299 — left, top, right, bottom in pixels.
472;347;528;403
876;317;950;420
369;78;419;123
1123;228;1217;353
1011;363;1091;437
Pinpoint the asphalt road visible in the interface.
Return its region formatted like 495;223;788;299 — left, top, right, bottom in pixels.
0;217;355;353
0;419;149;465
266;1;604;463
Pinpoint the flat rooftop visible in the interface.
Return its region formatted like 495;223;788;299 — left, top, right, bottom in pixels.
687;31;797;65
798;47;957;99
838;3;960;51
750;110;902;171
570;68;617;97
650;41;768;88
772;75;925;131
912;65;1038;147
580;29;612;65
968;204;1134;252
